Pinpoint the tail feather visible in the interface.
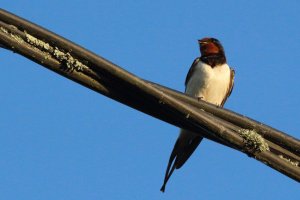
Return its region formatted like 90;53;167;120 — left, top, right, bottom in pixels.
176;136;203;169
160;131;203;192
160;138;182;192
160;161;176;192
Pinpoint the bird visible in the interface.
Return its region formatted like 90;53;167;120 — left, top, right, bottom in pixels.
160;37;235;192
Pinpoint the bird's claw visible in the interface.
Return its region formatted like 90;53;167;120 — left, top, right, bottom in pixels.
197;97;203;102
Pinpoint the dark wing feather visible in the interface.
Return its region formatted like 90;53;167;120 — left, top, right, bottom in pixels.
185;57;200;87
220;68;235;107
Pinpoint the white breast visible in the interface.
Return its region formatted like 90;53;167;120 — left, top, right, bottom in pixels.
185;61;231;106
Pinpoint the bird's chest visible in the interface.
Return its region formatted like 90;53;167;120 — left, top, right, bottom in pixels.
185;63;230;105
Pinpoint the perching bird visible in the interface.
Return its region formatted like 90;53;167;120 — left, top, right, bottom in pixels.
160;37;235;192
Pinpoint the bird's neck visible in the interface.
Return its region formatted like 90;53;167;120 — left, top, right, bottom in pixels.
200;54;226;67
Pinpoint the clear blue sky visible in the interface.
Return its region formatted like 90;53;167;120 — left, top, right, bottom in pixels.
1;1;300;199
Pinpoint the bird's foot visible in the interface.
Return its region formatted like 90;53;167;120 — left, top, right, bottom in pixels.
197;97;203;102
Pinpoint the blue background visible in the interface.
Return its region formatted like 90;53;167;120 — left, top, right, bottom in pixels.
1;1;299;199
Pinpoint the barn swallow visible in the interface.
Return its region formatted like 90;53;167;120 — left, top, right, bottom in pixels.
161;38;235;192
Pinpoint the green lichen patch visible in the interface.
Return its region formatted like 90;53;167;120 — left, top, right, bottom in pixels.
278;155;299;167
11;34;24;44
238;129;270;153
0;26;24;44
0;27;8;34
25;33;51;50
53;48;87;71
25;32;88;72
1;26;88;72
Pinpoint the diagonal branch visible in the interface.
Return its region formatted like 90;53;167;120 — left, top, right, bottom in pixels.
1;8;299;183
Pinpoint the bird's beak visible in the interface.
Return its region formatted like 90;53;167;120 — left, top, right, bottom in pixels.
198;40;208;45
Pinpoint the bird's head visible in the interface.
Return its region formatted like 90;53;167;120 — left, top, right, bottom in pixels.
198;37;225;57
